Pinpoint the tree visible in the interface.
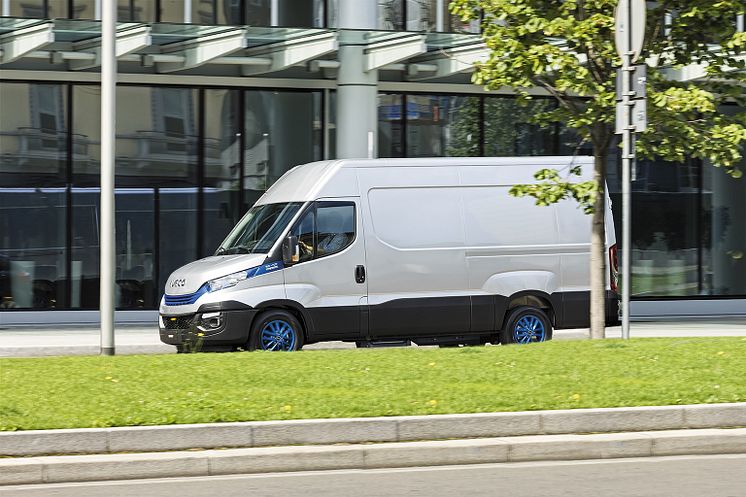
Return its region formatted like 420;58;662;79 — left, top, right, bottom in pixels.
450;0;746;338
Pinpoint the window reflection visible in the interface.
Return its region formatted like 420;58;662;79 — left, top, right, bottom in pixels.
378;0;404;29
406;94;480;157
71;86;198;308
159;0;184;22
243;91;322;206
0;189;67;309
10;0;67;18
378;94;403;157
71;1;156;21
377;0;479;32
484;98;556;156
0;83;67;309
204;89;242;255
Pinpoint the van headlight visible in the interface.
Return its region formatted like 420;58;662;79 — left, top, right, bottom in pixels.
207;270;248;292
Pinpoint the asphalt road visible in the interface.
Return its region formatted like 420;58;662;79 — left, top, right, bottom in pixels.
3;455;745;497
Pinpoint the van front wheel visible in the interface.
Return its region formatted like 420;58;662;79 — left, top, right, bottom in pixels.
248;310;304;352
500;306;552;345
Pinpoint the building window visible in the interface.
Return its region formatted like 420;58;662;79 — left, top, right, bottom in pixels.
405;94;481;157
243;90;323;207
9;0;67;18
0;82;68;309
483;97;557;157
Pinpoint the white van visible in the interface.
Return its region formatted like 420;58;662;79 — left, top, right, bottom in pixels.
159;157;619;352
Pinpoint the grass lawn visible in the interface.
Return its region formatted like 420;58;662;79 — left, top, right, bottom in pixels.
1;337;745;431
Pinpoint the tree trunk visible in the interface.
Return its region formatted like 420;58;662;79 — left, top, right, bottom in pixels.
589;146;608;339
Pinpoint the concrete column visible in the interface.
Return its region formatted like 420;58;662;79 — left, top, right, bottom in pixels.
336;1;378;159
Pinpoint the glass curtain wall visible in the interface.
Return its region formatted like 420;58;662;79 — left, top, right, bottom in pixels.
379;94;559;159
243;90;322;207
0;83;68;309
72;85;199;309
376;0;479;31
72;1;157;21
0;80;323;311
9;0;67;17
10;0;325;25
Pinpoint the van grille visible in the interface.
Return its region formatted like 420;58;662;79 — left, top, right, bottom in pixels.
163;315;195;330
164;285;208;306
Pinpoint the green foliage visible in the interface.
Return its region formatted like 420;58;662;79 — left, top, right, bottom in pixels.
1;338;744;430
510;165;597;213
450;0;746;206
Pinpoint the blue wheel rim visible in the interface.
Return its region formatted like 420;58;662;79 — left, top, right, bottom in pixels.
512;314;546;344
260;319;297;351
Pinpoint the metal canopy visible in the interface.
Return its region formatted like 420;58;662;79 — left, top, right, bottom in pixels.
240;30;337;76
0;18;487;80
0;19;54;63
69;24;151;70
156;27;247;73
364;32;426;71
406;41;489;80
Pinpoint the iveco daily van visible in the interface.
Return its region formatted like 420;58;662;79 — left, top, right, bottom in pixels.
159;157;619;352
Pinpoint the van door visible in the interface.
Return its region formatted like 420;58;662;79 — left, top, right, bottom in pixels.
283;199;367;341
358;167;471;339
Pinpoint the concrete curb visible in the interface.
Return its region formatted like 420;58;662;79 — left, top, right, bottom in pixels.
2;428;745;486
2;403;746;458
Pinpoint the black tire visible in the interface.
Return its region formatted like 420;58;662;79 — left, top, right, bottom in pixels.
500;306;553;345
248;309;304;352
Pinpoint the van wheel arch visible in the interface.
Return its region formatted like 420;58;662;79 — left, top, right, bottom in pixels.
504;291;556;328
255;300;313;342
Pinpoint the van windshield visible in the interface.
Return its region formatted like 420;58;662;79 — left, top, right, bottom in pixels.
216;202;302;255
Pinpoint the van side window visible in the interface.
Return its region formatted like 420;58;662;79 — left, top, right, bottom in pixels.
315;203;355;258
292;209;315;263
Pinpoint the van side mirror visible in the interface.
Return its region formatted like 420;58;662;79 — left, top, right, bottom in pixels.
282;235;300;265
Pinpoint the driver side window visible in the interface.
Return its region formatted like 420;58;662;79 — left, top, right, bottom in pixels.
291;209;315;263
290;201;355;263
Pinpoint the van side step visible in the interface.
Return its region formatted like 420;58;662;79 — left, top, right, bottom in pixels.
355;339;412;348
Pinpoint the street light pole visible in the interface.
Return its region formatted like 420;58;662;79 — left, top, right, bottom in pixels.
100;0;116;356
621;48;632;341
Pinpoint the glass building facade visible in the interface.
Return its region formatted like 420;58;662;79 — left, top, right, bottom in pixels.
5;0;478;31
1;2;744;318
0;82;325;310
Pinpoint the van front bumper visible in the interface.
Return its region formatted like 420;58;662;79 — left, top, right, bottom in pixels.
159;308;258;349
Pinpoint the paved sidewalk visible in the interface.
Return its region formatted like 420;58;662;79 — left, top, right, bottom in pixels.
0;318;745;357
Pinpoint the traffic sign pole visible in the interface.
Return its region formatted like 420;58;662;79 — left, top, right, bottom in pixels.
621;49;632;341
615;0;645;340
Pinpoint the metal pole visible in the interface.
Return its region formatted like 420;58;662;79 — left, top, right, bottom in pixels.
100;0;116;356
270;0;279;26
184;0;192;23
621;56;632;340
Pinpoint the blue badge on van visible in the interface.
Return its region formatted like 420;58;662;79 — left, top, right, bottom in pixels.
250;261;284;277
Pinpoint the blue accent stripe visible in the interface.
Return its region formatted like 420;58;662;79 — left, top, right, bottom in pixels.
252;261;284;277
164;284;209;306
164;261;284;306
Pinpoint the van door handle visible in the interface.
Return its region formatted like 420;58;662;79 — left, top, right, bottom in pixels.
355;265;366;284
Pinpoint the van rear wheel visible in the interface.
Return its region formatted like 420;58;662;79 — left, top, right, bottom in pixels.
248;310;304;352
500;306;552;345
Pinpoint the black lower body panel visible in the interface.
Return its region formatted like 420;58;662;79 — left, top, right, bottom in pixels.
552;290;620;329
369;296;471;339
159;308;258;349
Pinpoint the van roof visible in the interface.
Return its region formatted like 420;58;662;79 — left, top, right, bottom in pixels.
335;156;594;168
256;156;594;205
